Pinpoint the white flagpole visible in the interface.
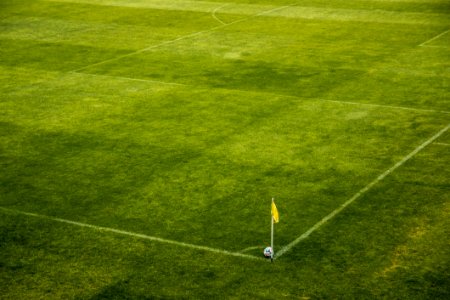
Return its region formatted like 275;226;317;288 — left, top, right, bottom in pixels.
271;197;274;262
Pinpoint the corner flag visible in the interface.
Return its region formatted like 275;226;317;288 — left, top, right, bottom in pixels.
271;200;279;223
270;198;279;261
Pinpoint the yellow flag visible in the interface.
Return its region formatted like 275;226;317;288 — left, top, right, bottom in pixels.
271;201;279;223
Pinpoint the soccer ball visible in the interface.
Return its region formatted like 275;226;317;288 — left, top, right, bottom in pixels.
263;246;273;258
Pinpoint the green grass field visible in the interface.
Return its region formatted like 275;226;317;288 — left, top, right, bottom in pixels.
1;0;449;298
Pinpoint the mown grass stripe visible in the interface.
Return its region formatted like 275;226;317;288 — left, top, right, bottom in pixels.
275;123;450;259
317;98;450;115
70;71;188;86
72;71;450;115
0;16;194;51
60;0;448;73
47;0;450;25
71;24;230;72
71;1;301;72
0;206;263;261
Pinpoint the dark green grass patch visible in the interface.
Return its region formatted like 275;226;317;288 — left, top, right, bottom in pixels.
0;143;448;299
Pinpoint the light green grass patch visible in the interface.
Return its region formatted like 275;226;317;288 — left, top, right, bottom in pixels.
0;16;198;51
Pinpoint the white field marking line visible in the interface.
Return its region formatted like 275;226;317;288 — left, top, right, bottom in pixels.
421;45;450;49
71;1;301;73
316;98;450;115
212;3;229;25
434;142;450;146
0;206;263;261
69;71;188;86
275;123;450;259
419;29;450;47
71;71;450;115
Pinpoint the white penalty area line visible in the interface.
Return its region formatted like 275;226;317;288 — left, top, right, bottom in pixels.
317;98;450;115
275;123;450;259
419;29;449;47
0;207;263;261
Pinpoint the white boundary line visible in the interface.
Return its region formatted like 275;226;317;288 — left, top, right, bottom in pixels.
317;98;450;115
419;29;449;47
275;123;450;259
0;206;263;261
419;45;450;49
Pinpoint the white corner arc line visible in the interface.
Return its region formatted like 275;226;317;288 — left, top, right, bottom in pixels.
212;3;229;25
0;207;263;261
275;123;450;259
419;29;449;47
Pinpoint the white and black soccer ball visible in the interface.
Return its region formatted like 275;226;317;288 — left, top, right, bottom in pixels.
263;246;273;258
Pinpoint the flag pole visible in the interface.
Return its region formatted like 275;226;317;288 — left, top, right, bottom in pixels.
271;197;274;262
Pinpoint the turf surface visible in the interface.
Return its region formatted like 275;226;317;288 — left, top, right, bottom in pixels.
1;0;449;298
